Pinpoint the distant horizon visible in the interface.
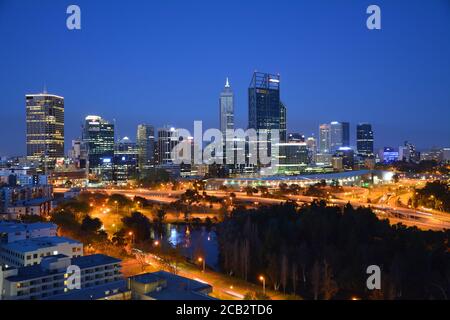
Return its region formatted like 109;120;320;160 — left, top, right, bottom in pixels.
1;0;449;156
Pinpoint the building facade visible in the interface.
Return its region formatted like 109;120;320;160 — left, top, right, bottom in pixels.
26;93;65;170
82;116;115;183
0;254;125;300
319;124;331;154
356;123;374;158
219;78;234;136
113;137;138;184
156;127;179;166
136;124;155;176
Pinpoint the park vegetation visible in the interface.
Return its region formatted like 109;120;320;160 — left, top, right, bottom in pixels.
217;201;450;300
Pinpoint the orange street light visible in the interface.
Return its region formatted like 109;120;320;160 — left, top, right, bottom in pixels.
259;276;266;294
128;231;134;244
198;257;205;272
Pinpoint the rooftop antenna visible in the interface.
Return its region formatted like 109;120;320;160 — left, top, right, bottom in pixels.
225;77;230;88
43;82;48;94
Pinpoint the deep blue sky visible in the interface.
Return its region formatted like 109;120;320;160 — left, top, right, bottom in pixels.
0;0;449;156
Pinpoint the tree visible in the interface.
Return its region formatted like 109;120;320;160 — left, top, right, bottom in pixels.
112;229;127;246
155;207;167;223
311;260;321;300
121;211;152;243
50;210;79;233
321;259;338;300
81;215;102;234
108;194;133;208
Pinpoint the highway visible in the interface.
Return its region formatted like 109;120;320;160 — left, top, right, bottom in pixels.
72;188;450;231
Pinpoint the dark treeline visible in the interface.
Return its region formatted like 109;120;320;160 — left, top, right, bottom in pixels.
217;201;450;300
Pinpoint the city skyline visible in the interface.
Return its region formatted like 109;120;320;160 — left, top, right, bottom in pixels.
1;0;450;156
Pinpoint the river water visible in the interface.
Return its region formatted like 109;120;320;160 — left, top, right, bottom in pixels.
151;224;219;271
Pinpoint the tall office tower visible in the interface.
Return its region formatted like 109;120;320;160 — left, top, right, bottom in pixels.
26;92;64;170
279;102;287;143
329;121;350;153
356;123;374;158
342;122;350;147
82;115;115;183
248;72;285;140
248;72;286;172
114;137;138;184
306;136;317;163
219;78;234;167
319;124;331;154
219;78;234;136
156;126;179;165
136;124;155;175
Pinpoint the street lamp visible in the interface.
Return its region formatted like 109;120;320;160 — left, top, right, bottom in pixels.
259;275;266;295
128;231;134;244
198;257;205;272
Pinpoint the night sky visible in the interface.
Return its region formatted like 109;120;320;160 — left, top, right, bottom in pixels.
0;0;449;156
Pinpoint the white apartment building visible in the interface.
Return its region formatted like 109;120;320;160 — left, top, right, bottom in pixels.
0;236;83;268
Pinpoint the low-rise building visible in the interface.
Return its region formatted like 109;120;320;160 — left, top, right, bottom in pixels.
0;222;57;243
0;254;126;300
0;184;53;219
128;271;215;300
0;236;83;268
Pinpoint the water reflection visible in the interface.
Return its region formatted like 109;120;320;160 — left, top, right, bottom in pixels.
153;224;219;271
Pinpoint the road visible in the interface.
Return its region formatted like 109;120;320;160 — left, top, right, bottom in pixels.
86;188;450;231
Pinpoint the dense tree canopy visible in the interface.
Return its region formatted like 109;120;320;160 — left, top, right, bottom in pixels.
217;202;450;300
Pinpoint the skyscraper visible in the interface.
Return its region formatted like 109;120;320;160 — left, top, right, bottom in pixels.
248;72;286;142
356;123;374;158
319;124;331;154
219;78;234;136
156;126;179;165
136;124;155;175
114;137;138;184
26;92;64;170
329;121;350;153
342;122;350;147
82;115;115;183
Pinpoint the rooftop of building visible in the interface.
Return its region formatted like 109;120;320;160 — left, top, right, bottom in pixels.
0;221;56;234
1;236;81;253
129;270;215;300
212;169;375;183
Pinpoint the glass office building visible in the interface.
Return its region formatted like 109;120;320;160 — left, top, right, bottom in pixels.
82;115;115;183
136;124;155;175
26;93;65;170
356;123;374;158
